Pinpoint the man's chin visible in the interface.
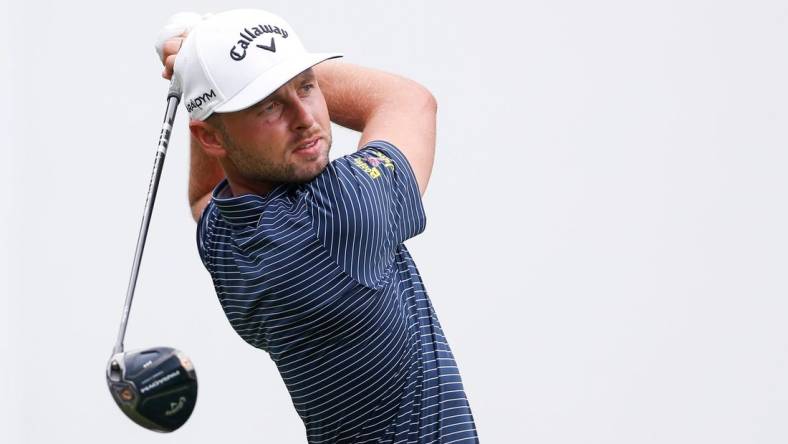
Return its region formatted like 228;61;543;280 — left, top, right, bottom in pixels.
288;138;331;182
286;155;328;184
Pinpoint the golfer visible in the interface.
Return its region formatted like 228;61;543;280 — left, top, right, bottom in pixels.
160;9;479;443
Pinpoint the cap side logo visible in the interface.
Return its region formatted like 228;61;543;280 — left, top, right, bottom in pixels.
230;24;289;61
186;89;217;113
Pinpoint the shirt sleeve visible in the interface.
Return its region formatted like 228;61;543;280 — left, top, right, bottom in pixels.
195;201;215;272
305;140;426;289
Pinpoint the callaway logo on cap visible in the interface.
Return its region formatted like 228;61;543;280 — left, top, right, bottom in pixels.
175;9;342;121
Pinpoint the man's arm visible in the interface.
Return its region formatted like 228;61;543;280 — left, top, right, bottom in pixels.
162;39;436;220
188;135;224;222
185;62;436;221
314;60;437;196
160;35;224;222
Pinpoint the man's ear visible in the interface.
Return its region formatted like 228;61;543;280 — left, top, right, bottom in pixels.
189;118;227;158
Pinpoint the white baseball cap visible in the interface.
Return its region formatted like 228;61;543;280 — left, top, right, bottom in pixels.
174;9;342;121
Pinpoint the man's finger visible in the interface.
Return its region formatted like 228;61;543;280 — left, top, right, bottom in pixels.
154;11;204;60
163;54;178;79
161;36;186;63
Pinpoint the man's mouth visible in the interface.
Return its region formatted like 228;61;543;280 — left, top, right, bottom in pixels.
294;137;320;153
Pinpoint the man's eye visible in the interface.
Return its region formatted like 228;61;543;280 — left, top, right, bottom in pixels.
301;83;315;94
260;102;280;114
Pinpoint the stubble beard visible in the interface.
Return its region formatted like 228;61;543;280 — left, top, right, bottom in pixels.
223;127;332;185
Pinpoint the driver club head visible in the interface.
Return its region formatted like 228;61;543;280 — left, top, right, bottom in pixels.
106;346;198;432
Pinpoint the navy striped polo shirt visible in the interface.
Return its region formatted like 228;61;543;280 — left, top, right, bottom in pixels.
197;140;479;443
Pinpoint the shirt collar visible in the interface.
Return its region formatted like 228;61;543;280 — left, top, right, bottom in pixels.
211;179;290;227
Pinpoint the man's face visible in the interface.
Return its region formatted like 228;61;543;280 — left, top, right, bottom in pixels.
214;68;332;188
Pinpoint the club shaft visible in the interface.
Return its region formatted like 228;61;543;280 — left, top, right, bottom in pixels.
113;84;182;355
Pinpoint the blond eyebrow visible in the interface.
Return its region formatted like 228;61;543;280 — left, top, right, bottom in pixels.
248;89;282;111
296;68;316;83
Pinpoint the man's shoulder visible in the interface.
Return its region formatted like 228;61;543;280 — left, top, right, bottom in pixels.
310;140;411;190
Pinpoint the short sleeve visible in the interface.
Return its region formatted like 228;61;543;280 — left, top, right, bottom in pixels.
195;201;215;272
305;140;426;289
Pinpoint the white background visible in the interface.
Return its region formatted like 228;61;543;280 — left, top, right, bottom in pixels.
2;0;788;443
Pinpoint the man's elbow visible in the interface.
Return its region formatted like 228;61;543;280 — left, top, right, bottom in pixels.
190;193;212;223
392;79;436;116
190;205;201;223
415;84;437;116
427;89;438;114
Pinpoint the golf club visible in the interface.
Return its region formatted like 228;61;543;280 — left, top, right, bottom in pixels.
106;78;198;433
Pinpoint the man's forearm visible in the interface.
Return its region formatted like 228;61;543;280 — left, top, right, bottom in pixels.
313;60;434;143
188;135;224;221
314;60;436;193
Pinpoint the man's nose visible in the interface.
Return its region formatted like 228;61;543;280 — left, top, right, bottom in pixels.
290;97;316;131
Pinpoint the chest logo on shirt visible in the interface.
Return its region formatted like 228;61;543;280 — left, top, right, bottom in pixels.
353;150;395;179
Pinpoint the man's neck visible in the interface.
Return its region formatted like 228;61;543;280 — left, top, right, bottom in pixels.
226;177;276;197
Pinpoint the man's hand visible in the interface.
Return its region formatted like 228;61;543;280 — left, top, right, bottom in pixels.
154;12;208;79
154;12;224;223
159;36;186;80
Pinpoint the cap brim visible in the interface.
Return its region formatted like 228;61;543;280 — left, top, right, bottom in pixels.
213;52;343;115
